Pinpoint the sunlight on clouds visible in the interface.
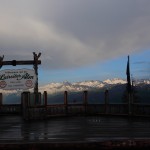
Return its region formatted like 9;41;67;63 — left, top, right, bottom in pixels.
0;0;150;71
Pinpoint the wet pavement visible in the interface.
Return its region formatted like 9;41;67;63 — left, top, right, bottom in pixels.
0;115;150;143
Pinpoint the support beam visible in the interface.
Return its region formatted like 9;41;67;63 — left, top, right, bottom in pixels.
1;60;41;66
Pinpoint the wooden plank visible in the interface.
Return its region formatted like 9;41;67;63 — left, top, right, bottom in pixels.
2;60;41;66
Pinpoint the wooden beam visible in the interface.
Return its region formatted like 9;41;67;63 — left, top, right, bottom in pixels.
2;60;41;66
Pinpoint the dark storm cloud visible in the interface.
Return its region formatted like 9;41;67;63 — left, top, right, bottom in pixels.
0;0;150;69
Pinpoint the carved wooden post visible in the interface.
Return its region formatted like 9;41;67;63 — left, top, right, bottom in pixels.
0;55;4;69
33;52;41;104
104;90;109;114
83;91;88;115
64;91;68;115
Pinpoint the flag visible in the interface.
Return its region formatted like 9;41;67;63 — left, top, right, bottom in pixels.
126;55;131;93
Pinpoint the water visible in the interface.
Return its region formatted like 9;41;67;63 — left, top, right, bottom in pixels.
0;115;150;143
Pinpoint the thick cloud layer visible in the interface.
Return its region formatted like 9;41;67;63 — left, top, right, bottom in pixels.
0;0;150;69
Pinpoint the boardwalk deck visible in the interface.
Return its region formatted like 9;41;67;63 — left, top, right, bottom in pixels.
0;115;150;149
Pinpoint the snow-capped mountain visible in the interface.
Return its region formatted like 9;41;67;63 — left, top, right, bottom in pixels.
39;78;125;94
39;78;150;94
144;80;150;84
1;78;150;104
73;80;104;88
39;80;105;94
0;78;149;95
134;79;150;85
103;78;126;84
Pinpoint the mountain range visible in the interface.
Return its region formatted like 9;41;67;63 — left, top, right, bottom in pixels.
39;78;126;94
39;78;149;94
1;78;150;104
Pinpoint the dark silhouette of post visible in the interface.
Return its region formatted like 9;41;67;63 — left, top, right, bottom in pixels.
0;55;4;69
0;93;2;107
43;91;47;106
43;91;48;118
64;91;68;115
33;52;41;104
22;92;30;120
126;55;132;115
104;90;109;114
126;56;131;93
83;91;88;115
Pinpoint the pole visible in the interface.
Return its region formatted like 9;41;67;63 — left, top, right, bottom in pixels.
64;91;68;115
0;93;2;107
43;91;47;118
104;90;109;114
33;52;41;104
83;91;88;115
44;91;47;106
126;55;132;115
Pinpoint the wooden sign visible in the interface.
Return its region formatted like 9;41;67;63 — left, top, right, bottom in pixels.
0;69;36;90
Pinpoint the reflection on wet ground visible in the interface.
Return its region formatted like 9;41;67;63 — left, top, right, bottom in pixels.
0;115;150;143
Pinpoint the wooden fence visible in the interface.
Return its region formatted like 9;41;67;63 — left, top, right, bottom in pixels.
0;91;150;119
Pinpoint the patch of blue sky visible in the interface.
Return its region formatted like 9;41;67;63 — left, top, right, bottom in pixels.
130;49;150;79
38;49;149;85
1;49;149;86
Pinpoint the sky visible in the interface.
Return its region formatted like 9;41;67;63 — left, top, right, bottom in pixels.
0;0;150;86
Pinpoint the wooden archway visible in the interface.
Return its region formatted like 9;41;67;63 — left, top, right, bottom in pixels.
0;52;41;94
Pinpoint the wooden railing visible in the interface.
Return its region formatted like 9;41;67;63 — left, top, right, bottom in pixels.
132;103;150;116
0;104;21;114
0;103;150;118
0;91;150;119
